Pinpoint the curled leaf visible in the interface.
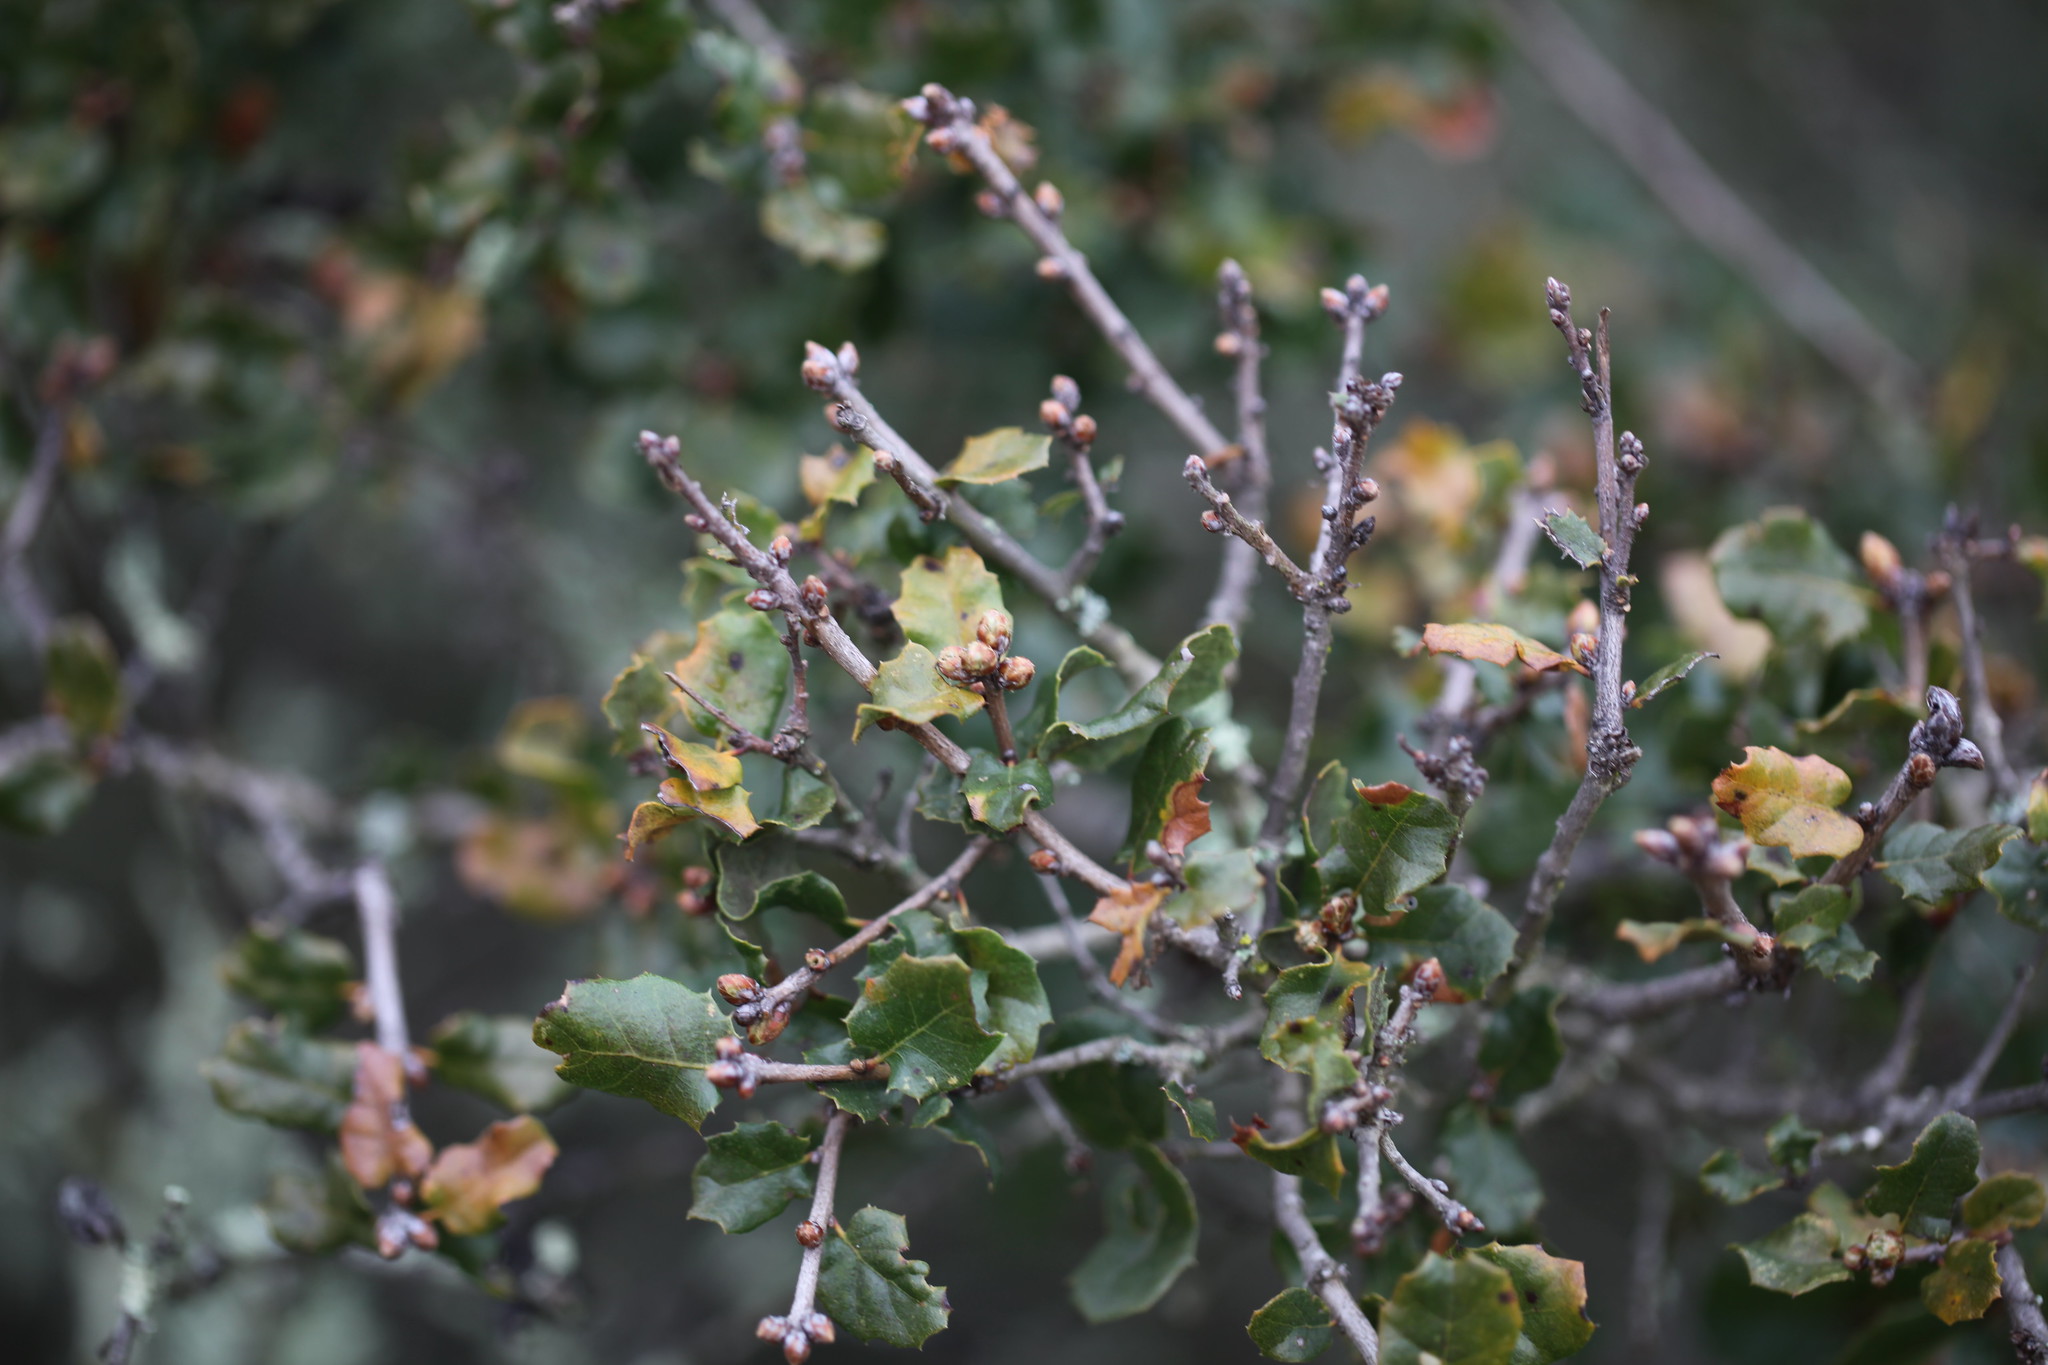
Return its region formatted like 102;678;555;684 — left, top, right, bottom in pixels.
421;1115;557;1236
338;1044;433;1190
1089;883;1166;987
1419;622;1587;675
1710;746;1862;859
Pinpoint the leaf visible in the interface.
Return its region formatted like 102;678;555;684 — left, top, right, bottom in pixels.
1470;1243;1595;1365
1961;1172;2046;1235
1700;1149;1782;1204
2030;771;2048;843
623;800;693;860
1263;957;1379;1110
1801;923;1878;982
1772;884;1854;951
1731;1213;1850;1295
767;763;836;831
670;608;789;741
1164;1082;1219;1142
1069;1145;1199;1322
44;616;123;739
204;1019;357;1131
421;1116;557;1236
845;953;1003;1100
961;751;1052;831
1118;719;1214;868
263;1161;374;1255
852;643;985;739
688;1120;815;1233
602;630;696;747
1631;650;1716;708
1379;1251;1522;1365
532;974;732;1130
655;775;761;841
641;724;744;791
1539;508;1606;568
222;925;355;1031
1089;883;1167;987
1711;746;1863;858
338;1043;434;1190
952;925;1051;1069
1877;823;2019;904
496;697;594;786
1043;1019;1170;1149
714;839;850;925
1616;918;1751;962
760;182;885;271
1317;782;1460;915
458;813;612;921
1159;845;1261;931
1985;836;2048;930
1039;625;1238;764
892;547;1007;652
427;1013;575;1113
1477;988;1563;1104
941;426;1051;486
1441;1104;1542;1235
1710;507;1871;648
1247;1287;1334;1362
1766;1115;1822;1179
1419;622;1587;675
1863;1111;1980;1239
817;1206;951;1346
1018;645;1109;754
1238;1126;1346;1195
1370;885;1516;1000
1920;1237;2000;1325
797;445;875;538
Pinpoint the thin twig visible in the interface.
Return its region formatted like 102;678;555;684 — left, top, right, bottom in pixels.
1274;1172;1380;1363
1042;376;1123;594
1941;509;2021;802
1945;939;2047;1110
355;863;411;1058
1024;1076;1091;1173
758;1109;852;1364
0;401;66;651
1999;1241;2048;1365
1184;456;1315;603
995;1034;1210;1085
1200;259;1274;633
1379;1132;1482;1235
709;1052;891;1095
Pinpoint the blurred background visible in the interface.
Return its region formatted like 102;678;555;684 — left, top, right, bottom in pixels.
3;0;2046;1361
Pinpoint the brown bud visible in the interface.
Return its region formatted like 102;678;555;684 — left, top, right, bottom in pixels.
677;890;711;916
390;1179;415;1206
1050;375;1081;409
1363;282;1390;316
804;948;831;972
934;645;970;681
1569;632;1598;666
795;1220;825;1249
1213;331;1242;356
1069;413;1096;445
925;125;959;154
1319;286;1349;319
1567;598;1600;638
714;1035;745;1060
1354;476;1379;503
974;188;1005;218
1201;510;1226;533
716;974;761;1005
1409;957;1446;1001
836;341;860;375
961;640;999;675
1858;531;1903;592
1039;398;1070;430
1035;255;1066;281
976;608;1014;651
997;655;1036;690
782;1334;811;1365
769;534;793;563
682;864;712;889
1907;751;1938;789
800;343;838;390
745;589;778;612
1028;848;1059;872
800;575;829;610
1033;181;1064;218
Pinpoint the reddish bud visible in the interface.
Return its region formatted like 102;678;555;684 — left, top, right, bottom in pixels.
769;534;793;563
1035;256;1066;281
800;342;837;391
961;640;999;675
1028;848;1059;872
836;341;859;375
997;655;1035;690
714;1035;745;1060
1354;477;1380;502
677;890;710;915
975;609;1014;651
1319;286;1348;319
716;974;761;1005
1069;413;1096;445
1033;181;1064;218
1213;331;1242;356
1050;375;1081;409
800;575;829;611
925;125;959;154
745;589;778;612
795;1220;824;1249
1040;398;1070;430
974;189;1005;218
1201;510;1225;533
803;947;831;972
934;645;970;681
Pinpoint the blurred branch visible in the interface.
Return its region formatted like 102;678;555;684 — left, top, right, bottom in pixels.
1939;507;2021;801
1200;260;1274;634
0;401;65;651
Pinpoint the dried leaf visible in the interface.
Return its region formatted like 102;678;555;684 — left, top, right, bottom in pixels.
1711;746;1863;858
338;1043;433;1190
1420;622;1587;675
1089;883;1166;987
1616;918;1750;962
421;1115;557;1236
641;724;743;791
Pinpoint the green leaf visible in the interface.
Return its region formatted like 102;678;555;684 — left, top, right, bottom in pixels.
532;974;732;1130
961;751;1052;831
1164;1082;1219;1142
817;1206;951;1346
1039;625;1237;765
1441;1104;1542;1235
1470;1243;1595;1365
715;839;850;926
1877;823;2019;904
1538;508;1606;568
1317;782;1459;915
1863;1111;1980;1239
222;925;355;1031
1700;1149;1782;1204
1045;1019;1170;1150
688;1121;815;1233
1380;1251;1522;1365
1631;650;1716;708
1241;1125;1347;1195
262;1160;374;1256
914;1093;1003;1179
1800;923;1878;982
1247;1288;1334;1362
0;122;110;214
44;616;123;739
1771;884;1854;951
1069;1145;1199;1322
1920;1237;2000;1325
892;546;1006;651
427;1013;575;1113
203;1019;357;1131
1018;646;1109;754
941;426;1051;486
670;608;789;740
601;631;694;748
1986;837;2048;930
797;446;875;539
1263;956;1378;1110
953;926;1050;1069
853;643;985;739
1118;719;1214;868
1478;988;1564;1104
1963;1172;2046;1236
1766;1115;1822;1179
767;764;836;831
1730;1213;1850;1295
760;181;885;271
1370;885;1516;1001
1160;846;1261;930
1710;507;1871;648
846;954;1004;1100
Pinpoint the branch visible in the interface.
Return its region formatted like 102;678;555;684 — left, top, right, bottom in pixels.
1940;507;2022;802
1184;455;1315;604
995;1034;1211;1085
708;1044;890;1097
1040;376;1124;594
1821;685;1984;888
1200;259;1274;633
0;399;64;651
1379;1132;1483;1236
1633;815;1778;984
355;863;411;1058
1274;1172;1380;1363
1999;1242;2048;1365
758;1109;852;1364
1352;962;1443;1250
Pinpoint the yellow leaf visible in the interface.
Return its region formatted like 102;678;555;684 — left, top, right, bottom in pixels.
1419;622;1587;675
1711;747;1863;859
422;1116;558;1236
339;1044;433;1190
458;813;615;921
641;724;744;792
1088;883;1166;988
655;776;761;841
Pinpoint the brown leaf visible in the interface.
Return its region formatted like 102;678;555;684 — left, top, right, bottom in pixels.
422;1116;558;1236
1158;778;1212;859
457;813;615;921
1088;883;1167;988
1419;622;1588;675
339;1043;433;1190
1711;746;1863;859
1356;780;1414;806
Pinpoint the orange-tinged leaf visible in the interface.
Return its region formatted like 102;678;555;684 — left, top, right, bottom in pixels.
656;776;761;841
641;724;743;791
1088;883;1166;987
457;813;614;921
1711;746;1863;858
1617;918;1752;962
1419;622;1588;675
422;1116;558;1236
1158;778;1211;858
1357;780;1414;806
339;1043;433;1190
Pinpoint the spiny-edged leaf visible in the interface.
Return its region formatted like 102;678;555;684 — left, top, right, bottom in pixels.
1477;988;1563;1104
1089;882;1166;987
532;974;731;1129
421;1115;557;1236
1263;957;1378;1109
688;1120;815;1233
641;724;743;791
892;546;1005;652
427;1013;575;1113
1247;1287;1334;1362
263;1160;374;1255
941;425;1050;486
1418;622;1587;676
1766;1115;1822;1179
1631;650;1716;708
1986;836;2048;930
1043;1017;1170;1150
1962;1172;2046;1235
817;1206;951;1347
1039;625;1238;765
1730;1213;1850;1295
1920;1237;2000;1325
1069;1144;1199;1322
655;775;760;840
1700;1149;1782;1204
1019;645;1108;754
1616;917;1751;963
1772;884;1854;951
1801;923;1878;982
1237;1125;1346;1195
953;925;1050;1069
1710;506;1871;648
1164;1082;1219;1142
1878;822;2019;904
846;953;1003;1099
1317;781;1460;915
1118;718;1214;868
670;607;789;740
853;642;985;739
1470;1243;1595;1365
961;751;1052;831
1379;1251;1522;1365
338;1043;434;1190
44;615;123;738
222;924;355;1031
1863;1111;1980;1239
1370;884;1516;1000
602;630;694;747
1539;508;1606;568
1441;1103;1541;1235
204;1019;357;1131
715;838;850;926
1711;746;1863;858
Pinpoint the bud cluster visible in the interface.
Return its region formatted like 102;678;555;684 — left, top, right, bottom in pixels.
934;609;1036;692
757;1312;835;1364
